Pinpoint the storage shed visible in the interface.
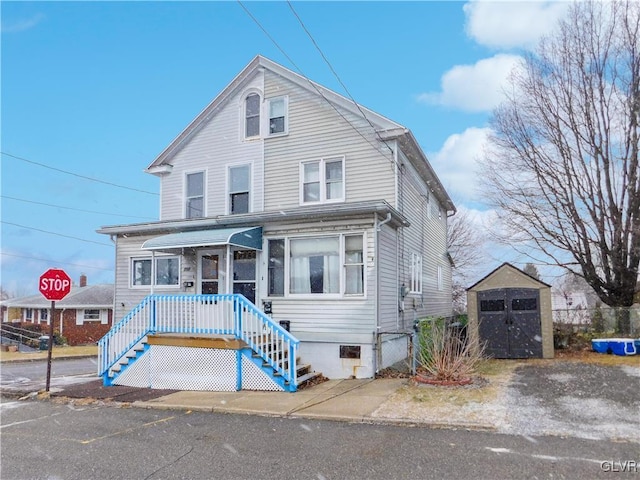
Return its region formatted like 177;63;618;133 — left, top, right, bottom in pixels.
467;263;554;359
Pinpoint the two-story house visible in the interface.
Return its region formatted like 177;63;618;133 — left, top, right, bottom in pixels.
97;55;455;391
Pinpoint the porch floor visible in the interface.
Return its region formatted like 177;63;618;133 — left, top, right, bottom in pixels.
146;333;248;350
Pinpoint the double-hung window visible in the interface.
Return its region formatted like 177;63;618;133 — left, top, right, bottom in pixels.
267;96;287;135
132;256;180;287
267;234;364;296
245;93;260;138
185;171;205;219
410;253;422;293
40;309;48;321
301;157;344;204
229;165;250;214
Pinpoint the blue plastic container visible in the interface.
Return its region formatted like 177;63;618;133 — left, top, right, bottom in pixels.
608;338;637;356
591;339;610;354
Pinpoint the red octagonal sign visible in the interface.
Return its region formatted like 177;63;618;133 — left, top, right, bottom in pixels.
39;268;72;301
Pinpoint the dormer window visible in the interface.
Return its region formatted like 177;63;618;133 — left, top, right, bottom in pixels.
267;96;288;135
245;93;260;138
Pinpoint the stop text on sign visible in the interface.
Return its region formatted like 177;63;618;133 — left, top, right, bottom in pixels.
40;277;71;292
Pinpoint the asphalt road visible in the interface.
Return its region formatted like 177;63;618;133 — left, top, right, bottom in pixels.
1;399;638;480
0;357;97;392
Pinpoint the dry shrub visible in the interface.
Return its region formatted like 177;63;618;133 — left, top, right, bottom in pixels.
417;318;485;381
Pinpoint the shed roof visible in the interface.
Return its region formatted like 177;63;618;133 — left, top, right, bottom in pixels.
467;263;551;291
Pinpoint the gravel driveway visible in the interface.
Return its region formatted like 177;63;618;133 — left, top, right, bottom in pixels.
499;361;640;442
373;359;640;443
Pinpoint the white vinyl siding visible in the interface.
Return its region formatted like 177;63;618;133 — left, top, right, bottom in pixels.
158;72;264;220
263;71;395;211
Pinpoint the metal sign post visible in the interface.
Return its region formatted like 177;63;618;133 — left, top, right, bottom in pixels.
45;300;55;392
39;268;72;392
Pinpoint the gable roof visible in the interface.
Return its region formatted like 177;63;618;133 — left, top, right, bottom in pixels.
2;284;114;309
467;262;552;291
145;55;455;213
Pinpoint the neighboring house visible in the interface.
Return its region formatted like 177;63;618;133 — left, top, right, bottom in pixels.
97;55;455;389
2;275;114;346
551;288;591;325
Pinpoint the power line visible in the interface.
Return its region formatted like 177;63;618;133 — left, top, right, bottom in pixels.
236;1;398;169
1;221;113;247
1;151;159;196
286;1;396;158
0;252;114;272
1;195;156;220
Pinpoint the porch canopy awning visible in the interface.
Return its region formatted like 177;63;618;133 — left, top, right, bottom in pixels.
141;226;262;251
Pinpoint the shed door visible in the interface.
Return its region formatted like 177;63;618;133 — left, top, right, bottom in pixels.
478;288;542;358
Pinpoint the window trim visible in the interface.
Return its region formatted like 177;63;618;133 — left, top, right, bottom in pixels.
227;164;252;215
299;156;346;205
184;170;206;219
130;255;181;289
266;95;288;137
266;232;366;299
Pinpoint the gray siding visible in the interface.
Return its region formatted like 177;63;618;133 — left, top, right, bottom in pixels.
397;151;452;319
378;222;399;330
263;71;396;211
158;71;265;221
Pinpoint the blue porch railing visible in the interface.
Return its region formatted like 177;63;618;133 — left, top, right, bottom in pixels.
98;294;299;390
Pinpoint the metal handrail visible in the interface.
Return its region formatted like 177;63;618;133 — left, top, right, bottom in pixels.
97;294;299;386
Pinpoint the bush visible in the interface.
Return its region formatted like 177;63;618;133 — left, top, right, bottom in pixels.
416;317;484;382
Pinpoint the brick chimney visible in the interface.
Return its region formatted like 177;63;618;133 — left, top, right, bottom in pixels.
79;273;87;287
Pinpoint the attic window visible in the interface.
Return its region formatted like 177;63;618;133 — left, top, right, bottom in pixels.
267;96;288;135
245;94;260;138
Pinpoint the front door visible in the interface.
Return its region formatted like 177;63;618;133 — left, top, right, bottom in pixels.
232;250;256;304
198;249;226;294
478;288;542;358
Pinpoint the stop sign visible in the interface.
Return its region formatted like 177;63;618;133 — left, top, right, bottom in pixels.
39;268;72;301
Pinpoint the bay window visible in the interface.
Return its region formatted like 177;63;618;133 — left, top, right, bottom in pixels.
267;233;365;297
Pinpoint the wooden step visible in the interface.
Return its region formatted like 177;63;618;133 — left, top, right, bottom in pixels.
296;371;321;385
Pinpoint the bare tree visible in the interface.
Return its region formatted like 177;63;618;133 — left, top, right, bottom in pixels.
447;209;485;314
481;0;640;332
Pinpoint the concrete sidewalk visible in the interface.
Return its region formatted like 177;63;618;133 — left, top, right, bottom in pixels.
133;378;414;425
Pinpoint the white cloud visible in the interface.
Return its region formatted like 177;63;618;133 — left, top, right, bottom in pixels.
1;13;45;34
417;54;522;112
430;126;491;203
463;0;570;50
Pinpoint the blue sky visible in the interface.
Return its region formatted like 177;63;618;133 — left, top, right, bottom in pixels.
1;1;571;295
